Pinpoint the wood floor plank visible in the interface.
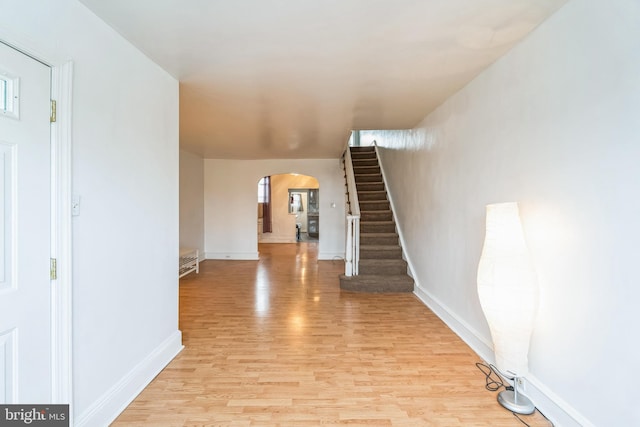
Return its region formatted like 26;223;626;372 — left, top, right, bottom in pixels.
111;243;552;426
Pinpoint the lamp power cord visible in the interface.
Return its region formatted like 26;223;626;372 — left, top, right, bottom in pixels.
475;362;554;427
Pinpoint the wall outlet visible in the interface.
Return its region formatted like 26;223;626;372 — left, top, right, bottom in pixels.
72;195;81;216
516;377;525;390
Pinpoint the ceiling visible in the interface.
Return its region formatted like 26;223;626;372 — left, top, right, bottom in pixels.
79;0;567;159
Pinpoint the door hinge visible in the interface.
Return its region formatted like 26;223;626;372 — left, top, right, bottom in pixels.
50;99;57;123
50;258;57;280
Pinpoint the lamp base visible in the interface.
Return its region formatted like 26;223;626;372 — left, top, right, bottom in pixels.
497;389;535;415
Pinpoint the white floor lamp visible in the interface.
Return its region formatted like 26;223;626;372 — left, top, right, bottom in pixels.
477;202;538;414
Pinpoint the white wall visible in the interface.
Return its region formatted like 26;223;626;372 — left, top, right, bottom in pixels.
0;0;181;424
204;159;345;260
180;149;205;258
376;0;640;426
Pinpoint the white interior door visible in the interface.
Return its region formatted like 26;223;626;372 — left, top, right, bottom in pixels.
0;42;52;403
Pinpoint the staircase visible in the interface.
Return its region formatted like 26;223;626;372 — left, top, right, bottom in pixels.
340;146;414;292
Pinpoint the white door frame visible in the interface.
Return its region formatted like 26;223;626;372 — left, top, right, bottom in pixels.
50;60;73;405
0;37;73;407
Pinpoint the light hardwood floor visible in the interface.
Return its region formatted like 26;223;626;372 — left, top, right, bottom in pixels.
112;243;552;426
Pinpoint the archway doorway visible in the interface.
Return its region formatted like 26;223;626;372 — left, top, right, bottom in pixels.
257;173;319;244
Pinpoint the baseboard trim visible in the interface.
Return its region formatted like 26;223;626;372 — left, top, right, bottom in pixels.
413;285;591;427
75;330;183;427
258;238;297;244
413;285;494;363
318;252;344;261
523;374;596;427
205;252;259;260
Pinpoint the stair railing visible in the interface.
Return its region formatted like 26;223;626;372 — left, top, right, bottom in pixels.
343;148;360;276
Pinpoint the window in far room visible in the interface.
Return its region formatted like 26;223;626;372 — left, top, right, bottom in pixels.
258;176;272;234
258;177;268;203
288;192;303;214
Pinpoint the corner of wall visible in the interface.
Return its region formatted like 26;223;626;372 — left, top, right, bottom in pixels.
74;331;183;426
412;281;593;427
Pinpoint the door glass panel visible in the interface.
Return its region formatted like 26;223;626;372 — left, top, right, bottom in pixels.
0;71;19;119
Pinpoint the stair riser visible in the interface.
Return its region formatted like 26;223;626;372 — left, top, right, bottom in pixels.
361;223;396;233
360;248;403;259
359;201;390;211
339;276;414;293
354;174;382;183
356;183;385;192
361;212;393;221
351;155;377;162
352;159;378;167
360;235;398;245
359;263;408;276
354;166;381;175
358;192;387;201
350;147;376;153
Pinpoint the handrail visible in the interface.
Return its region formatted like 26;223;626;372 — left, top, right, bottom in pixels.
343;147;360;276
